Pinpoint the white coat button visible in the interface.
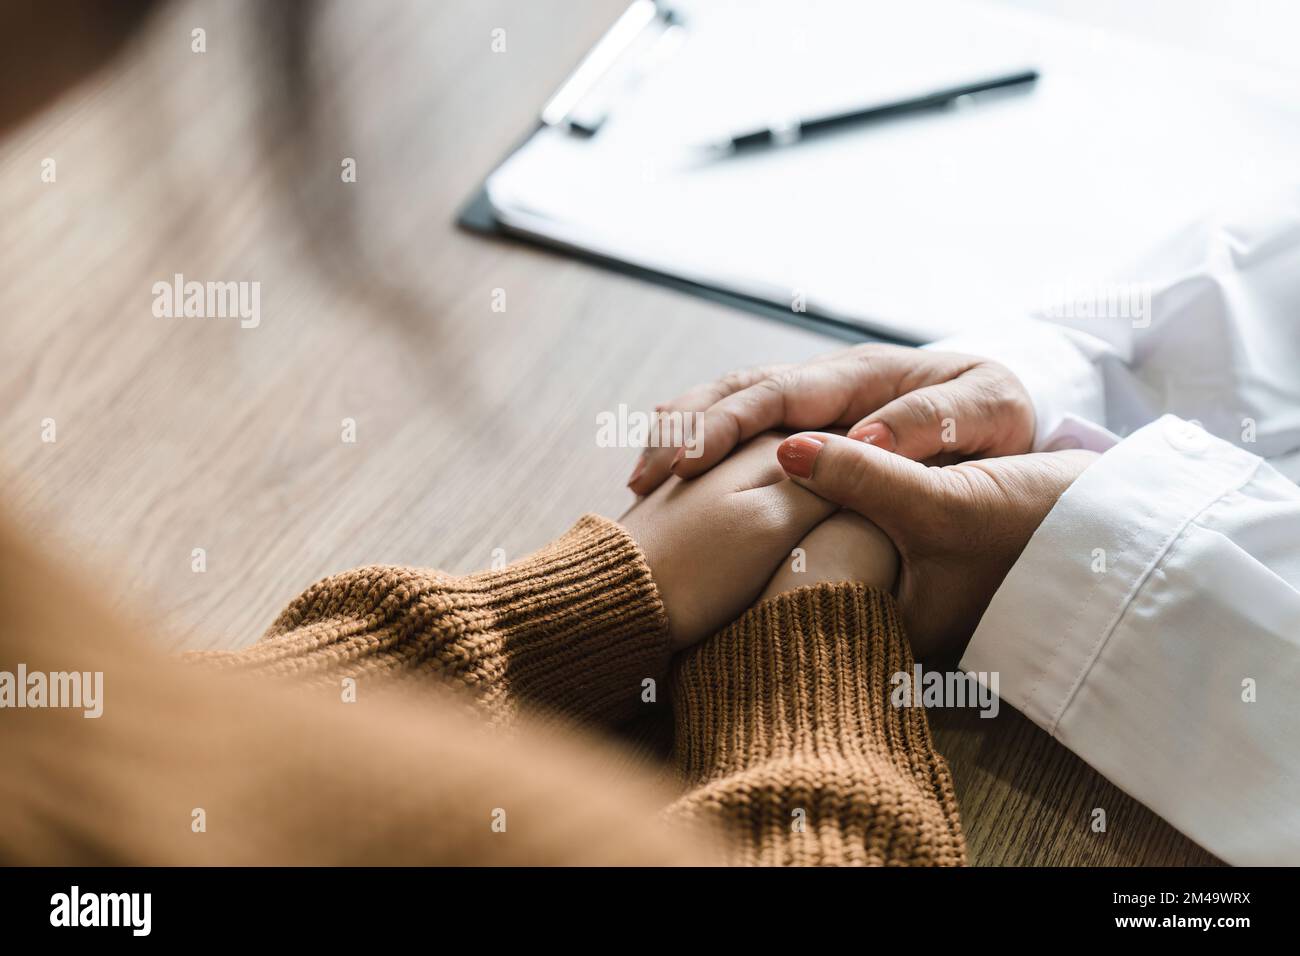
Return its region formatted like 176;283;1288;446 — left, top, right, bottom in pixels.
1163;418;1211;455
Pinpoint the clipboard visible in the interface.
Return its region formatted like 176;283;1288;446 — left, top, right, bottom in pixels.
456;177;901;346
455;0;907;345
455;0;1300;349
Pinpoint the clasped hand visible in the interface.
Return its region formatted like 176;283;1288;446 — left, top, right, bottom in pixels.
620;344;1098;662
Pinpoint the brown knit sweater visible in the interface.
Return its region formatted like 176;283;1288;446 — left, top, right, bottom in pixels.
0;513;964;866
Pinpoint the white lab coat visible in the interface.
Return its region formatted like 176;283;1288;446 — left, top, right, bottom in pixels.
934;185;1300;865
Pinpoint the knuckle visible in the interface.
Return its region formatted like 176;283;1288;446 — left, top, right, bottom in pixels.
836;445;877;501
712;403;749;444
901;389;948;428
975;362;1027;406
719;373;794;431
968;374;1007;412
845;342;893;375
966;367;1034;438
995;383;1033;422
849;342;886;359
980;358;1014;381
717;369;755;394
849;341;900;361
764;368;803;395
717;363;782;397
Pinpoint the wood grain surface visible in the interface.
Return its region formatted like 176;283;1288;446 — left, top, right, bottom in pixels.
0;0;1217;865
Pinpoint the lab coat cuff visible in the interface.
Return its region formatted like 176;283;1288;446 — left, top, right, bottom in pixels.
929;320;1105;450
959;415;1263;733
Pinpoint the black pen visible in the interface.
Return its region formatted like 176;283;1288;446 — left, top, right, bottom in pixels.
705;68;1039;154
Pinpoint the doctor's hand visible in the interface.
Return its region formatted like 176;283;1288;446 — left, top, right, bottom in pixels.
628;344;1035;495
772;433;1097;663
618;433;836;652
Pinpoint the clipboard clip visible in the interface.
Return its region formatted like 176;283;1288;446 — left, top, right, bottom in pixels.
540;0;684;136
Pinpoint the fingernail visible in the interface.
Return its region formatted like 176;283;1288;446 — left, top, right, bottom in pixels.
626;455;646;488
850;421;896;452
667;447;686;474
777;435;824;479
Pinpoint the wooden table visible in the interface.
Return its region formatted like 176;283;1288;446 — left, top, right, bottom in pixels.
0;0;1216;865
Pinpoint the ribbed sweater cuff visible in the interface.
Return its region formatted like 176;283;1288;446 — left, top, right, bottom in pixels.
671;583;965;866
467;513;672;724
193;514;670;729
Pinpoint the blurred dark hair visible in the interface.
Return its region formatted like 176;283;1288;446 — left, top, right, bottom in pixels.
0;0;164;135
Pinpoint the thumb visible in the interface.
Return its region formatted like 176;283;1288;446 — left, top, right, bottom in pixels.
776;433;937;526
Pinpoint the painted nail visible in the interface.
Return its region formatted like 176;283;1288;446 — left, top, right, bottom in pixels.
626;455;646;488
850;421;896;452
777;435;824;478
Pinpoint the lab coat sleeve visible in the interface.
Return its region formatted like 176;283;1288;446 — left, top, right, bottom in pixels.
959;416;1300;865
931;183;1300;463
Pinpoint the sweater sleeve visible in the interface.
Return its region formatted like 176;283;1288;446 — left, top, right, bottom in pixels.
188;514;671;729
0;512;715;867
667;582;966;866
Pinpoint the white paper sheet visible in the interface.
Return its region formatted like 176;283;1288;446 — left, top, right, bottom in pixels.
487;0;1300;340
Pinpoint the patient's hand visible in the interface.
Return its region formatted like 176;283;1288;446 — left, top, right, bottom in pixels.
759;511;898;601
619;433;836;651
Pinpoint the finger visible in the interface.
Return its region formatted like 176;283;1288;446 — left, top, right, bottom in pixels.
774;432;936;533
845;364;1033;462
628;364;792;495
668;350;918;481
